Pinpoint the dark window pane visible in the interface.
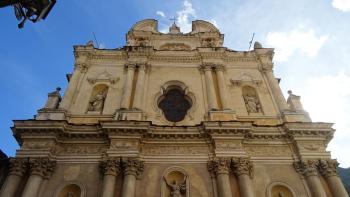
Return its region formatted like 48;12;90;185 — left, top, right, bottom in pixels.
158;89;191;122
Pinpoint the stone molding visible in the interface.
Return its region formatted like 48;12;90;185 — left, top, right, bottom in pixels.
8;157;27;176
100;157;122;176
28;158;56;179
231;158;254;178
121;158;144;178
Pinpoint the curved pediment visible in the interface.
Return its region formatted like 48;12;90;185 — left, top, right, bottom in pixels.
191;20;220;34
130;19;159;33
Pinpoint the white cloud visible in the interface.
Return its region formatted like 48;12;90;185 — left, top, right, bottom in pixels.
156;11;166;18
299;72;350;167
176;0;196;33
266;29;328;62
332;0;350;12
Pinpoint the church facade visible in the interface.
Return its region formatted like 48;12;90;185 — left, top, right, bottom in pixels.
0;19;348;197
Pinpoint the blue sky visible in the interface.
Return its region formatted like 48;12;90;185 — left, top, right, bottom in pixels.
1;0;350;167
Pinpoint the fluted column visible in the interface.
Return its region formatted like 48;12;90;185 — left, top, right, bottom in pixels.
132;64;147;110
201;65;218;110
60;63;88;110
121;158;144;197
0;158;27;197
231;158;255;197
21;158;56;197
208;158;232;197
294;160;327;197
264;69;288;112
318;159;349;197
215;65;230;110
120;64;136;109
100;158;121;197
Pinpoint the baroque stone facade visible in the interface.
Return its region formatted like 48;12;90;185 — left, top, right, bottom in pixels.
0;19;348;197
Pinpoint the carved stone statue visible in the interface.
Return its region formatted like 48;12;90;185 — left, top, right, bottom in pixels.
66;192;74;197
243;94;261;113
88;89;107;112
278;191;285;197
164;176;187;197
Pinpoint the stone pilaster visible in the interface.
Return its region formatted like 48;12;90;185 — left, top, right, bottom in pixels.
132;64;148;110
59;63;89;110
21;158;56;197
121;158;144;197
263;69;289;113
208;158;232;197
214;65;230;110
231;158;255;197
120;63;137;109
200;64;218;111
318;159;349;197
100;158;122;197
0;158;27;197
294;160;327;197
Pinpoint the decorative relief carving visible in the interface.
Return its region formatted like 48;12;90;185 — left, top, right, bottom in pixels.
28;158;56;179
159;43;191;50
8;157;27;176
54;145;106;155
100;157;121;176
299;142;325;151
245;146;290;156
143;145;208;155
230;73;262;87
318;159;339;177
110;141;139;150
231;158;254;178
215;142;242;151
22;140;55;150
294;160;319;177
121;158;144;178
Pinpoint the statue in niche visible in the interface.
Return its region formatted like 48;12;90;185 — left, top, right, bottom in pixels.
66;192;73;197
278;192;285;197
164;176;187;197
243;94;261;113
88;89;107;112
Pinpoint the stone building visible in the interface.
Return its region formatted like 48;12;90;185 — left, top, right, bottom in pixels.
0;19;348;197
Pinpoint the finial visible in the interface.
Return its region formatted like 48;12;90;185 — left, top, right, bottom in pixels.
287;90;292;95
56;87;61;92
169;16;177;25
254;41;262;49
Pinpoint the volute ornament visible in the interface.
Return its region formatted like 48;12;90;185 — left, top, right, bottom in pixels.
231;158;254;178
8;157;27;176
100;158;121;176
294;160;318;177
318;159;339;177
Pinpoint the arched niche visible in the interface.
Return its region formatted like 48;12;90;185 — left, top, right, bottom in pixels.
153;80;197;125
161;166;190;197
242;85;263;114
86;84;109;114
54;182;86;197
267;182;296;197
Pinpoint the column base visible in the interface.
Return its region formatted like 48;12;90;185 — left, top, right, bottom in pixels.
35;109;66;120
114;109;143;121
282;110;311;122
209;110;236;121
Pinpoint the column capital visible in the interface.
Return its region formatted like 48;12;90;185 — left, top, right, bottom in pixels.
231;158;254;178
100;157;122;176
125;63;137;70
199;64;213;72
294;160;319;177
28;158;56;179
122;158;144;178
74;63;89;73
318;159;339;177
8;157;27;176
213;64;225;72
208;157;231;175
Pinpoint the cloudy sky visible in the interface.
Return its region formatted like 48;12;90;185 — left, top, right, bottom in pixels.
0;0;349;167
